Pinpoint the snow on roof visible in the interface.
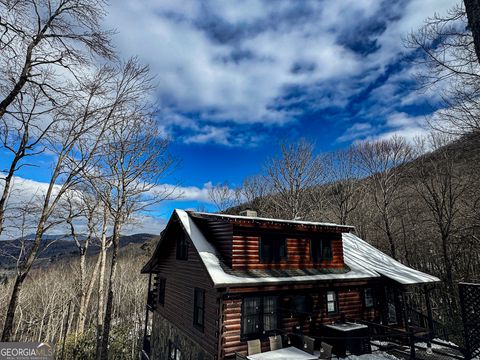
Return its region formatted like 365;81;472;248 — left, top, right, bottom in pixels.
192;211;355;229
175;209;439;287
176;209;375;287
342;232;440;285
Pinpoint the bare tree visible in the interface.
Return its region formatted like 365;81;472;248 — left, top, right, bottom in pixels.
0;0;113;118
0;0;114;236
1;63;125;341
62;189;103;335
207;182;240;212
263;139;326;220
410;133;469;311
407;4;480;134
87;61;176;360
240;175;270;216
355;135;413;259
324;146;361;225
0;86;57;236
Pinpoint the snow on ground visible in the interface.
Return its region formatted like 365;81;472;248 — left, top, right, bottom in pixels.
345;352;400;360
415;338;459;350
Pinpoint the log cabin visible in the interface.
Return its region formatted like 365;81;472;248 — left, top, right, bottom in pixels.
141;209;439;360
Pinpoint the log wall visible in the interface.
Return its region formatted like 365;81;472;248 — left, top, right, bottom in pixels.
231;233;344;270
220;286;379;359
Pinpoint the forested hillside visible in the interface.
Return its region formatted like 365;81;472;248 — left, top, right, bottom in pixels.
0;234;158;359
215;132;480;341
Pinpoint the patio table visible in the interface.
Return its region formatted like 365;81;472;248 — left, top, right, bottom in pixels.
246;346;318;360
323;322;370;356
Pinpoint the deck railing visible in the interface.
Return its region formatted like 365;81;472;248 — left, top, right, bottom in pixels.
147;291;156;311
141;334;151;360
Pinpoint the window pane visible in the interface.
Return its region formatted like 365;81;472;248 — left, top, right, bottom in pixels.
243;298;261;335
264;297;275;312
264;314;276;331
261;237;286;262
327;291;337;314
278;240;286;259
263;297;277;332
311;239;321;262
327;302;336;313
323;240;332;259
177;235;188;260
261;242;272;261
364;288;374;308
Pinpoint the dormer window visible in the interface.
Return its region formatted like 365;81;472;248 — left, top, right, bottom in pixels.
310;238;333;262
260;236;287;262
176;234;188;260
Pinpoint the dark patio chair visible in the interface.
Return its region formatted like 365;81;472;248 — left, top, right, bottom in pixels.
302;335;315;355
319;342;333;359
235;353;248;360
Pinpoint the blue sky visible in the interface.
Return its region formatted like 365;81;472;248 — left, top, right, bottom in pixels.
0;0;456;235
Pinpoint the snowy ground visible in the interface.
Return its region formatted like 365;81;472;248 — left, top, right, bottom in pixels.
345;353;399;360
415;338;458;350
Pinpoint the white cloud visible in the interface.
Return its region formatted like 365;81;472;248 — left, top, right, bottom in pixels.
104;0;458;146
0;175;225;239
338;112;428;143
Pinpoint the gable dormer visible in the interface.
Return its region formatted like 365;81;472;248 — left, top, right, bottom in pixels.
190;212;352;271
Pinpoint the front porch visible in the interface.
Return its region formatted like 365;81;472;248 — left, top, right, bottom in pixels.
226;279;444;360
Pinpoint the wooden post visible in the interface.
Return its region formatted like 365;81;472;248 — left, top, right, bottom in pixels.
424;285;434;348
401;290;409;329
409;325;416;360
142;273;152;356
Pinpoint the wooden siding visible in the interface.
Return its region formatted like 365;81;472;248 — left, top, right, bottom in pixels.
220;286;379;359
231;232;344;270
192;217;234;267
153;220;220;357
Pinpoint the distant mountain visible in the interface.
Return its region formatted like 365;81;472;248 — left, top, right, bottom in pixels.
0;233;160;270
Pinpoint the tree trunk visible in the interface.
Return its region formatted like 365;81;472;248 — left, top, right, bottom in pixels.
1;212;48;341
1;274;24;341
78;248;101;333
384;214;397;260
76;249;87;334
95;211;109;360
0;156;20;236
465;0;480;63
98;221;120;360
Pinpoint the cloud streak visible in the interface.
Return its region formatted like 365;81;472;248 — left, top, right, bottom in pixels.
0;175;224;239
105;0;455;146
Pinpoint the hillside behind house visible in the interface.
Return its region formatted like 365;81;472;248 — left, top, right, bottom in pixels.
0;133;478;354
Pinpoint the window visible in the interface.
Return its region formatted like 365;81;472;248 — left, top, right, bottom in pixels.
242;297;261;337
193;288;205;331
289;295;312;316
242;296;278;338
168;341;182;360
260;236;286;262
322;239;333;260
263;296;278;332
157;277;166;306
176;234;188;260
326;291;338;315
310;238;333;262
364;288;374;308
